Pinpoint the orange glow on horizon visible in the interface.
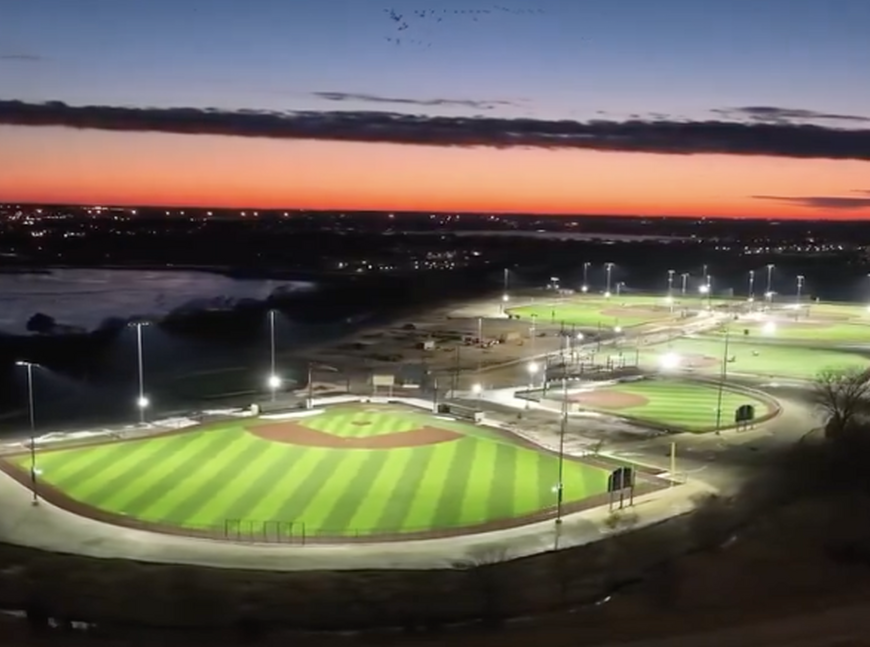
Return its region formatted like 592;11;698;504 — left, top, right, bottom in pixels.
3;126;870;220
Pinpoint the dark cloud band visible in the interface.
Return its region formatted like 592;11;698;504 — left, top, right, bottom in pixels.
2;99;870;161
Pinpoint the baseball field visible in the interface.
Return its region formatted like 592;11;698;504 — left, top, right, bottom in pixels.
507;295;689;328
2;404;623;539
568;378;773;432
706;318;870;343
637;336;870;379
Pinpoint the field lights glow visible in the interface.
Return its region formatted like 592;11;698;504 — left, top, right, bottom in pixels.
659;352;681;370
762;321;777;335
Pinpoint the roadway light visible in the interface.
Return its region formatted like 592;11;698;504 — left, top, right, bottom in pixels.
762;321;776;335
603;290;612;298
576;332;584;340
698;284;710;294
527;361;539;375
137;395;150;409
471;383;482;396
267;374;282;390
580;285;588;293
502;294;509;302
15;360;39;505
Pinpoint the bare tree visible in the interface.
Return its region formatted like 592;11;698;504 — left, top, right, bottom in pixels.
812;367;870;440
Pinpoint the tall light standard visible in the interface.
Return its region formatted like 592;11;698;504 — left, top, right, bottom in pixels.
555;363;568;533
616;281;625;297
680;273;689;295
131;322;150;424
766;264;775;294
714;326;731;435
15;361;39;505
748;270;755;299
268;309;280;401
581;262;590;292
667;269;675;296
604;263;614;296
502;268;510;301
702;264;708;282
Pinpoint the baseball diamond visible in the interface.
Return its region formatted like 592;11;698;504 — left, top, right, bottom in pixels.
0;404;656;541
567;378;775;432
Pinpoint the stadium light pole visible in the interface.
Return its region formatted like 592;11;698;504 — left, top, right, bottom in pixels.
667;269;675;296
748;270;755;299
714;326;731;435
680;272;688;296
268;309;279;401
582;262;590;292
766;264;775;294
796;275;804;305
502;268;510;302
604;263;614;296
15;361;39;505
131;322;150;424
555;363;568;529
702;264;708;282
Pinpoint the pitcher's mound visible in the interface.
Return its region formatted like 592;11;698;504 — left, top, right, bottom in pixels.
571;390;648;409
249;421;461;449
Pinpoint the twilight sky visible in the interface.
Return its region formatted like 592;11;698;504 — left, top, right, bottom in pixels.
3;0;870;218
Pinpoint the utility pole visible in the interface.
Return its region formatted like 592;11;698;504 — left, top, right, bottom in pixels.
714;327;730;434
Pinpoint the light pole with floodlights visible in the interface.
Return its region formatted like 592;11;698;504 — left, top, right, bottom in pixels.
582;262;590;291
714;326;731;435
748;270;755;299
766;264;774;294
702;264;708;282
15;361;39;505
667;269;675;296
131;322;150;424
604;263;614;296
680;273;688;295
268;310;280;401
616;281;624;297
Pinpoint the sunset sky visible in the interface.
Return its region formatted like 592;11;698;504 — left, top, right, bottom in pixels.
3;0;870;219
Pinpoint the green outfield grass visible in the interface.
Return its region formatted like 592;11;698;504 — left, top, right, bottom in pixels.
6;405;613;538
638;336;870;379
575;379;772;432
706;319;870;343
507;294;687;328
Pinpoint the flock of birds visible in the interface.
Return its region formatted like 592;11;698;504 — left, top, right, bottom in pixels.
382;5;546;47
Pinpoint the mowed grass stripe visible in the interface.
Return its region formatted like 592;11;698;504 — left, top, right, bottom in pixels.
512;448;541;516
37;442;140;489
220;447;326;522
267;450;352;531
153;435;272;526
374;446;436;532
316;450;392;532
429;439;477;529
535;452;555;511
132;432;252;522
345;449;413;532
92;433;235;514
61;434;194;501
244;446;319;521
402;440;459;530
287;451;370;531
459;439;498;525
486;443;517;521
191;443;308;526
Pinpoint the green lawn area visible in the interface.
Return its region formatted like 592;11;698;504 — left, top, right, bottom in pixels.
638;336;870;379
507;295;683;327
574;379;771;432
705;320;870;343
8;405;612;538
